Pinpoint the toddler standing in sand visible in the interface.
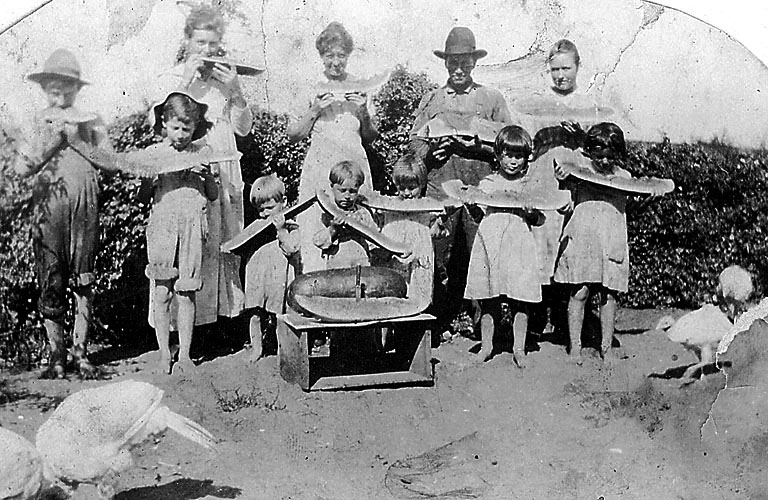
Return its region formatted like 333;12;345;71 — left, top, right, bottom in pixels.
243;174;300;362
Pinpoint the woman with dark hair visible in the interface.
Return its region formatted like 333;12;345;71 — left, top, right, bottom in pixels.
287;21;379;272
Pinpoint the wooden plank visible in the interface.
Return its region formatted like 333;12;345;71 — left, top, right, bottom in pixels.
310;371;433;391
281;312;435;330
408;330;432;378
276;318;309;390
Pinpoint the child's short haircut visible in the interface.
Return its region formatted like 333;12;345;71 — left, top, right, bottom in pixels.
494;125;533;157
184;5;226;39
392;151;427;189
548;39;580;66
584;122;627;160
718;265;753;303
162;93;205;126
250;174;285;208
329;160;365;187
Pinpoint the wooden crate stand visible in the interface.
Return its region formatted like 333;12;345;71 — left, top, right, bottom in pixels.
277;312;435;391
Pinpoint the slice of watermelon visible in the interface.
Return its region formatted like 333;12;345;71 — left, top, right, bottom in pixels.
315;72;391;97
200;57;264;76
442;179;571;210
359;186;452;213
564;164;675;195
315;185;411;256
415;115;503;144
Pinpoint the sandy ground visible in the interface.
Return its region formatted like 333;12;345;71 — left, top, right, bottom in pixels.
0;308;760;500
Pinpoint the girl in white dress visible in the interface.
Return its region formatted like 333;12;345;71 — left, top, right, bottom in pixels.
464;126;544;367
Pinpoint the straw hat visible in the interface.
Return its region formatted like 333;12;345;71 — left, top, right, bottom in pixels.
433;27;487;60
149;90;211;142
28;49;89;86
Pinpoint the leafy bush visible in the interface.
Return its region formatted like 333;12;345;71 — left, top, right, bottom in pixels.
370;65;438;193
236;109;307;223
0;128;46;368
625;139;768;308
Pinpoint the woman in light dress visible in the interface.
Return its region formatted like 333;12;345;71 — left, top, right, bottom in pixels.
287;21;378;273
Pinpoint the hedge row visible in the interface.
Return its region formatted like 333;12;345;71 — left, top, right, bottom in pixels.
1;65;766;366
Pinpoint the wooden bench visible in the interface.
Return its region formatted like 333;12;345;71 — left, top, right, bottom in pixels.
276;312;435;391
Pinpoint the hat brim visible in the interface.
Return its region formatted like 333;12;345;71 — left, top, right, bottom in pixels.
27;71;90;86
433;49;488;59
150;91;212;142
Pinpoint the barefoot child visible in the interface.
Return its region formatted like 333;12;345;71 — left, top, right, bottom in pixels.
553;122;633;364
14;49;113;379
144;91;218;375
464;126;544;367
244;174;300;362
379;153;435;305
312;160;378;270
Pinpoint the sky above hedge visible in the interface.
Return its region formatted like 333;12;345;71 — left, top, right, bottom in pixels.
0;0;766;148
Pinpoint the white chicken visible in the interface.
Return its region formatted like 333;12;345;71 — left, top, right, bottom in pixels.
655;304;733;379
0;428;44;500
655;265;754;379
34;380;217;499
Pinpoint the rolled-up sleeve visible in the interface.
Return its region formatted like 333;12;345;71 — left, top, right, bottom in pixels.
230;103;253;137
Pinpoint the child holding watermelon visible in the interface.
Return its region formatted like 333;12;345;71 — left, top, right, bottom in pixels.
553;122;635;364
464;126;544;367
312;160;378;270
243;174;300;362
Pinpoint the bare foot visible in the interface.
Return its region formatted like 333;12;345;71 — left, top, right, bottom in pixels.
513;349;528;369
155;355;172;375
568;349;584;366
247;345;263;364
478;347;494;362
172;358;195;376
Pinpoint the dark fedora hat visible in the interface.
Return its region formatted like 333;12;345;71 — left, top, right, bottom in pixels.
433;27;488;59
28;49;90;86
149;90;212;142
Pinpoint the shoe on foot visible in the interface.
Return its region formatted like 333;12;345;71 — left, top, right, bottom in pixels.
40;361;66;380
72;345;99;379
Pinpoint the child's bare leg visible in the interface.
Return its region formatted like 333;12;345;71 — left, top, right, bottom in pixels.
72;284;97;378
512;302;529;369
173;290;196;375
152;280;173;374
599;288;618;359
248;313;263;363
478;298;500;361
42;319;66;379
568;285;589;365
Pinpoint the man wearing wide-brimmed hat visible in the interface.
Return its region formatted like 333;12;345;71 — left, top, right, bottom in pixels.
15;48;112;380
408;27;511;333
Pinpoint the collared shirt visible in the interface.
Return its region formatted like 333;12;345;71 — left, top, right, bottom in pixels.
409;80;511;137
